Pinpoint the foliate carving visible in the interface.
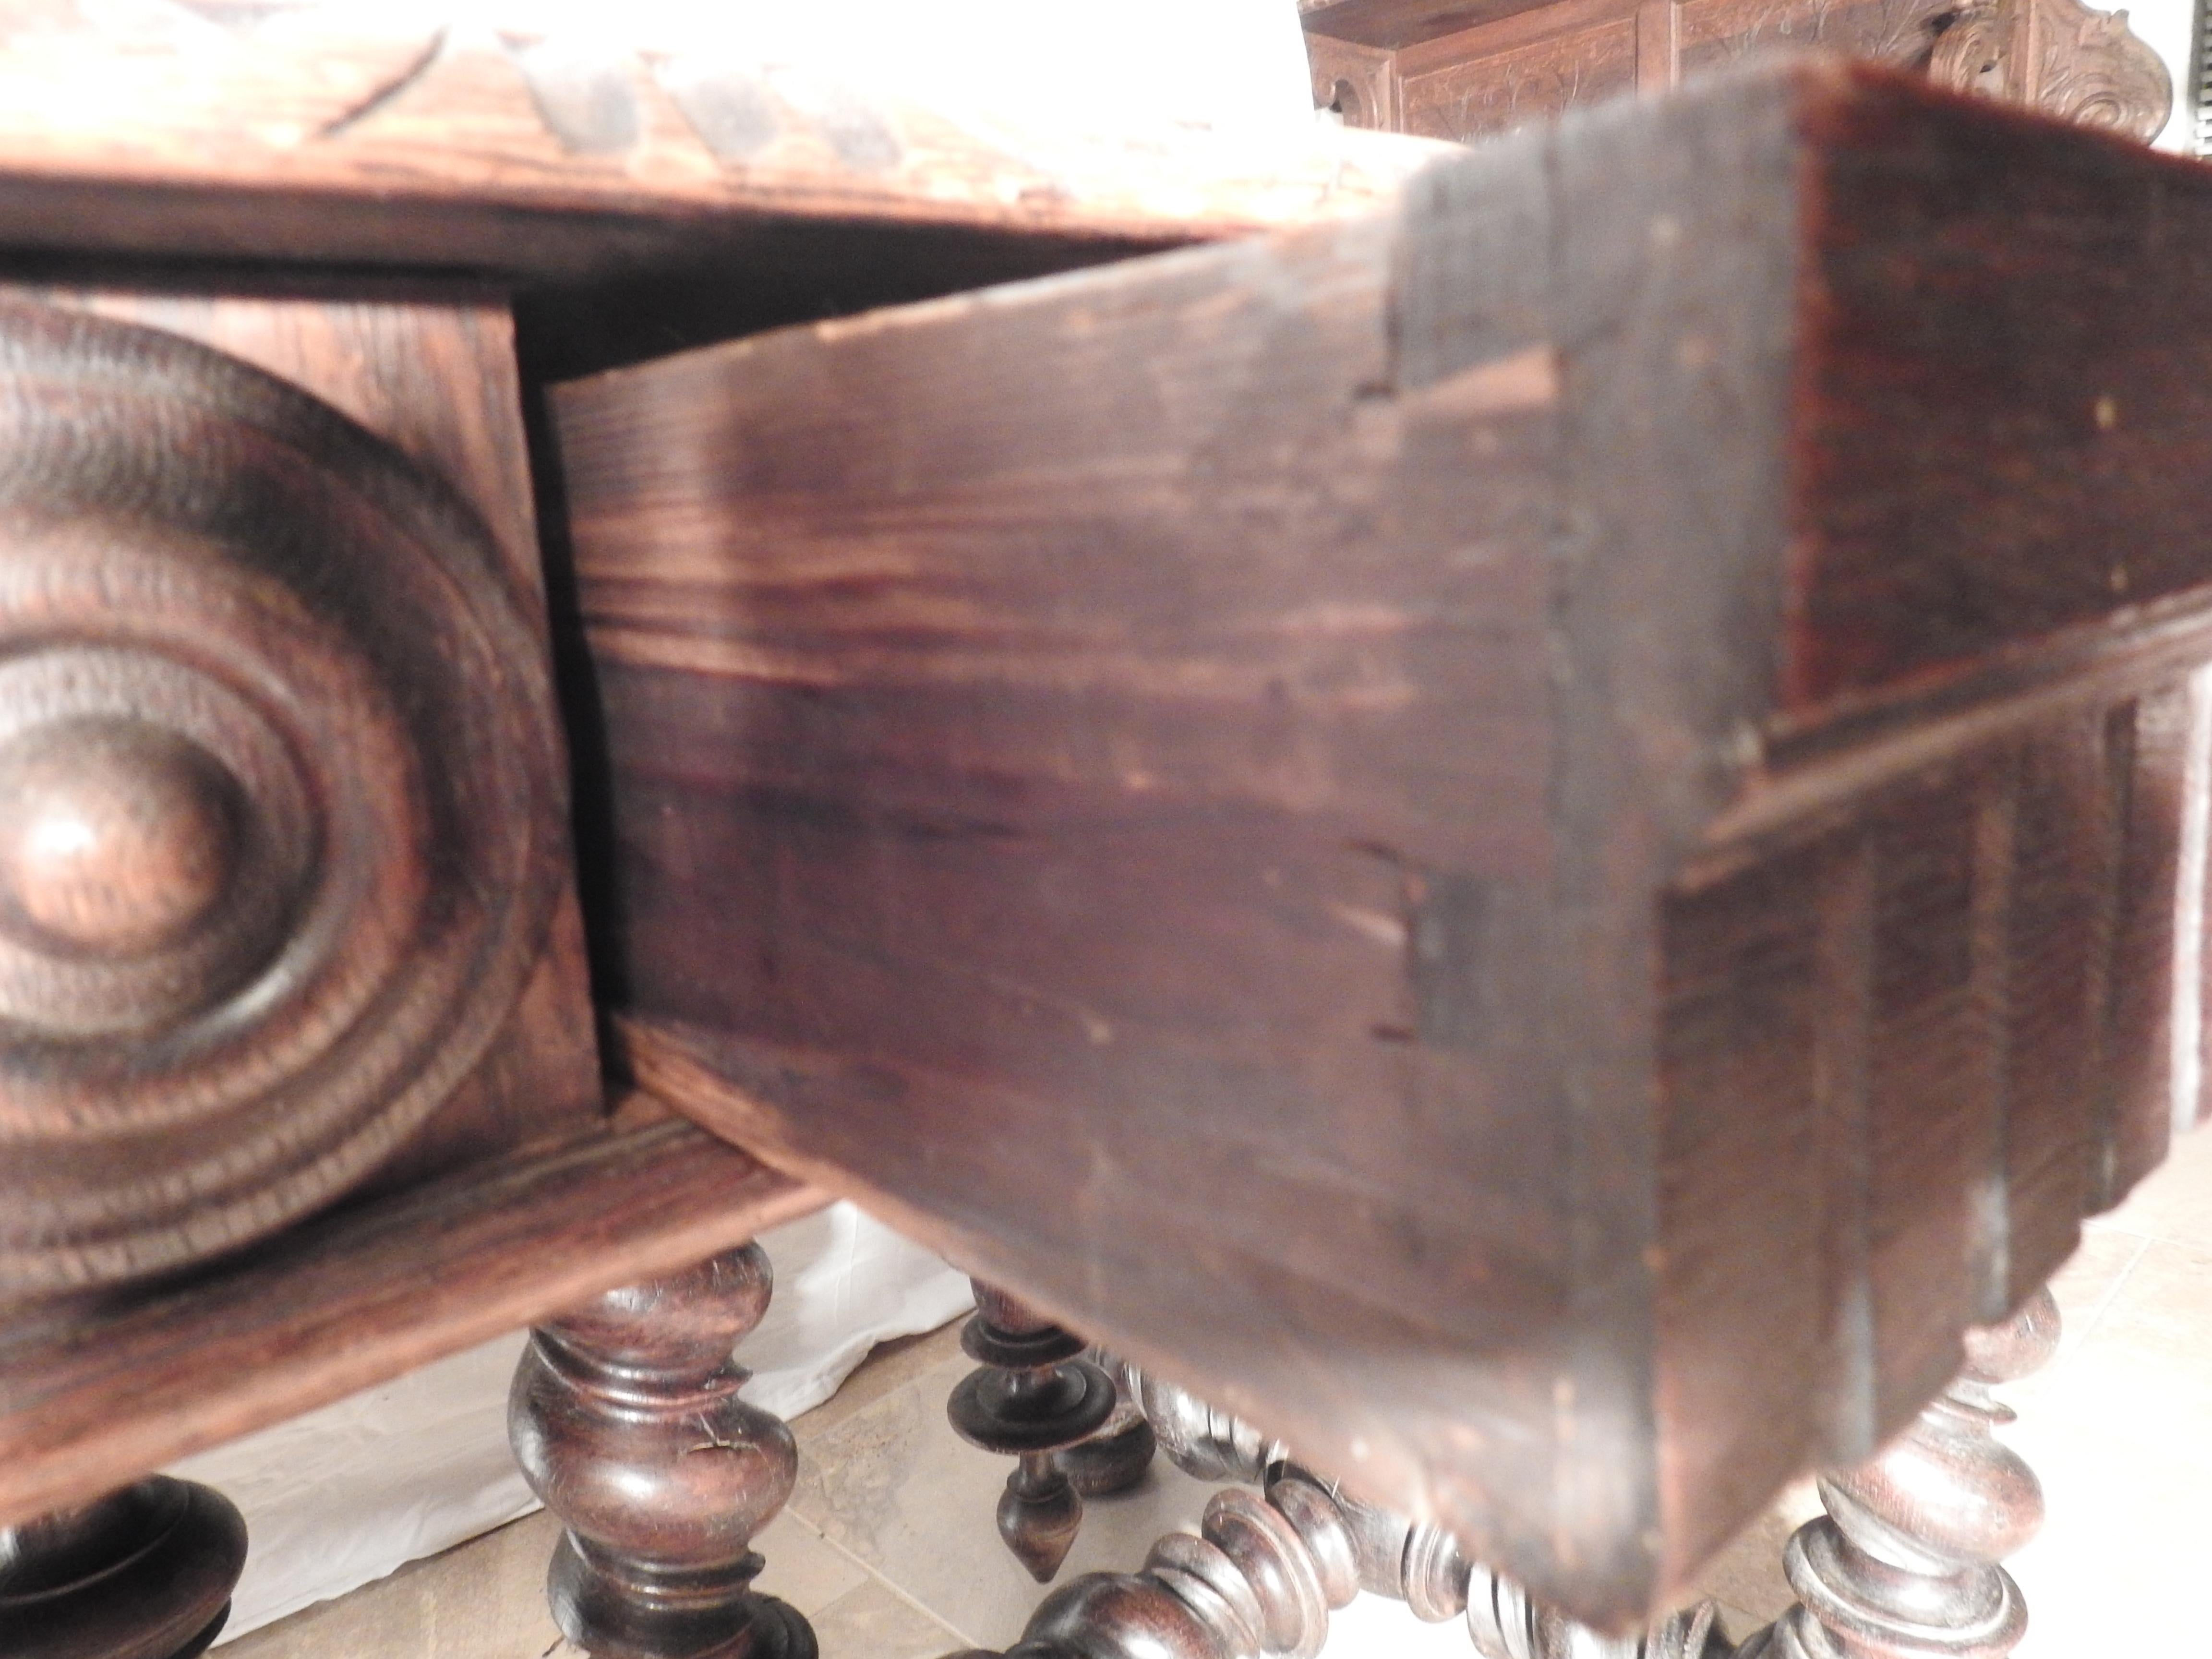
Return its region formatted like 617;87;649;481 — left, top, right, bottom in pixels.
507;1243;816;1659
1674;0;1963;87
948;1282;1118;1583
1926;0;2011;98
1681;0;2170;141
1734;1287;2059;1659
2030;0;2172;140
0;300;566;1295
1921;0;2171;140
0;1475;248;1659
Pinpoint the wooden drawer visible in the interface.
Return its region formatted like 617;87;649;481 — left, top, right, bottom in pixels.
553;62;2212;1622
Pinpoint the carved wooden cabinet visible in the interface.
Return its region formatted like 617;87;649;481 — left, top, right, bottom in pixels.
0;9;2202;1659
0;291;584;1288
1303;0;2173;142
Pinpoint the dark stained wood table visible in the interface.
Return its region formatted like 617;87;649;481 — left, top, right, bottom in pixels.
0;11;1430;1656
561;57;2212;1655
0;12;2198;1659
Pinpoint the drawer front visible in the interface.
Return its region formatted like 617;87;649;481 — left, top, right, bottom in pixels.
556;66;2212;1623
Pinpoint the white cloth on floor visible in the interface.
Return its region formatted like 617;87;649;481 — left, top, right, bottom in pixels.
170;1202;972;1642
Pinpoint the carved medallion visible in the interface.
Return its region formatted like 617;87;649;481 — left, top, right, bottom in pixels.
0;300;566;1295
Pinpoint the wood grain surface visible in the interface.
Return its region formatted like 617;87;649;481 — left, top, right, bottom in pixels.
510;1239;817;1659
558;62;2212;1623
0;5;1444;283
0;1118;827;1530
0;280;650;1515
0;287;601;1233
0;288;590;1293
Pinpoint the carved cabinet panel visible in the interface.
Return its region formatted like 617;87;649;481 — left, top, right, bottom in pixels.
1673;0;1954;79
1399;7;1642;140
1306;0;2173;142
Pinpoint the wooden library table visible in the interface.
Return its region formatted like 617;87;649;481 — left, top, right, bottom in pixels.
0;10;2195;1659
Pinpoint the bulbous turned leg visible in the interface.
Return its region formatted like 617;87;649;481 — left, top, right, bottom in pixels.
0;1476;247;1659
508;1242;816;1659
1735;1286;2060;1659
1053;1351;1157;1500
949;1281;1118;1583
945;1370;1726;1659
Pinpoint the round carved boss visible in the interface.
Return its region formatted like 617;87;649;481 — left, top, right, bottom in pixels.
0;300;567;1294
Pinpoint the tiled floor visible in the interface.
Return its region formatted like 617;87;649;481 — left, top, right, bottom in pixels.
1695;1121;2212;1657
229;1124;2212;1657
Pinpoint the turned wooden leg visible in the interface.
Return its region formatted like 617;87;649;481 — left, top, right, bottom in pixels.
955;1284;2058;1659
1735;1286;2059;1659
1122;1359;1283;1485
0;1476;247;1659
1052;1351;1157;1501
948;1371;1725;1659
949;1281;1118;1583
508;1243;816;1659
943;1458;1723;1659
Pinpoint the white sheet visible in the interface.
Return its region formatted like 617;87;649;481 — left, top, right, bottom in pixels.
171;1203;973;1641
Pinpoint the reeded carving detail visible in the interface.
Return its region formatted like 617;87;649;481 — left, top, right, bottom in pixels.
948;1370;1719;1658
1465;1569;1721;1659
949;1282;1118;1583
509;1243;816;1659
1118;1360;1285;1486
0;301;565;1295
0;1475;248;1659
1735;1287;2059;1659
